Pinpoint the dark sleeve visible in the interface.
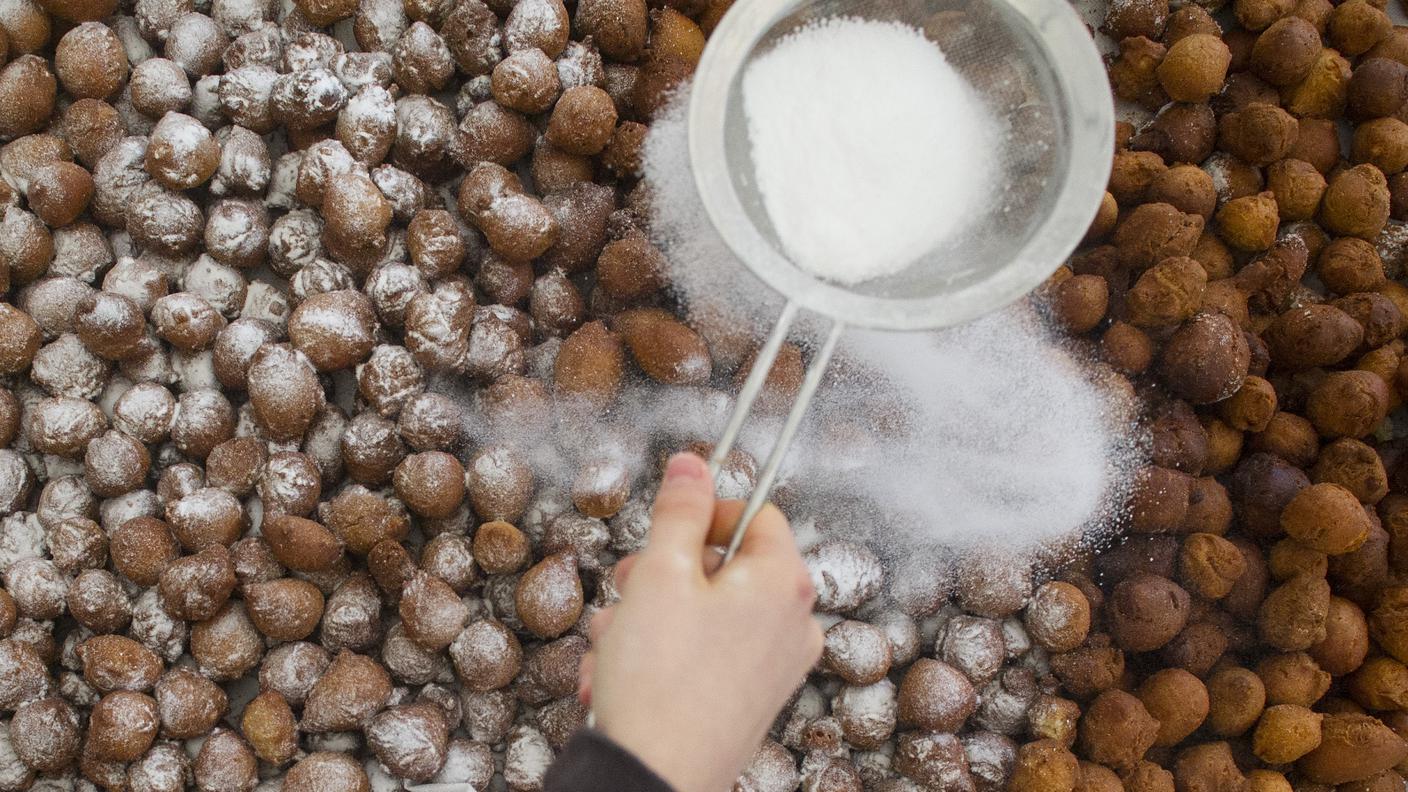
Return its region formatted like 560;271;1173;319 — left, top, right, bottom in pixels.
543;729;677;792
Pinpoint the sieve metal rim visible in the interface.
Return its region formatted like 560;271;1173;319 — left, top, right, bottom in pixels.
687;0;1116;332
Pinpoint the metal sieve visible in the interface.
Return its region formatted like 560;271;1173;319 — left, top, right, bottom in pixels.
689;0;1114;560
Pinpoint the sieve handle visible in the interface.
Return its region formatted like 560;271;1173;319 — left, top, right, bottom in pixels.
710;305;845;564
709;301;799;472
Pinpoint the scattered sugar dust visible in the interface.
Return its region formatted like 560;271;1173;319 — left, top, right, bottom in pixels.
641;89;1145;558
779;314;1142;556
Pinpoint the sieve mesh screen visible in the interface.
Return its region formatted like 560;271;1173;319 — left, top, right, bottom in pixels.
689;0;1112;330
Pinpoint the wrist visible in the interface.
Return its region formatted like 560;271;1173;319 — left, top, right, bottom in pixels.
599;718;726;792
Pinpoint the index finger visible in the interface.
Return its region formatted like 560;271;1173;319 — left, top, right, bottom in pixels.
710;500;815;607
705;500;803;562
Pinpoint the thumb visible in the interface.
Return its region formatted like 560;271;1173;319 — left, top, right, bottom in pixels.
645;453;716;563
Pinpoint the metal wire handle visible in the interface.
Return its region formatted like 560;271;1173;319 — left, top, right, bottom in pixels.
710;301;845;562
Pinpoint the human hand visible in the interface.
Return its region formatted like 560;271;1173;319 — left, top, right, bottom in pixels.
578;452;823;792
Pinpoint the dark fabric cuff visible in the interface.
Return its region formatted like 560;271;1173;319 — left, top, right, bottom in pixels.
543;729;677;792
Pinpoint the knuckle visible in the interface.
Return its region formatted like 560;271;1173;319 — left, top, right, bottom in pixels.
804;621;825;660
588;607;611;632
757;502;789;528
618;554;639;571
794;569;818;607
652;481;713;514
642;548;695;578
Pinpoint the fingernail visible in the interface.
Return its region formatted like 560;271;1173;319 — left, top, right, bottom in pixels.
665;453;706;481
